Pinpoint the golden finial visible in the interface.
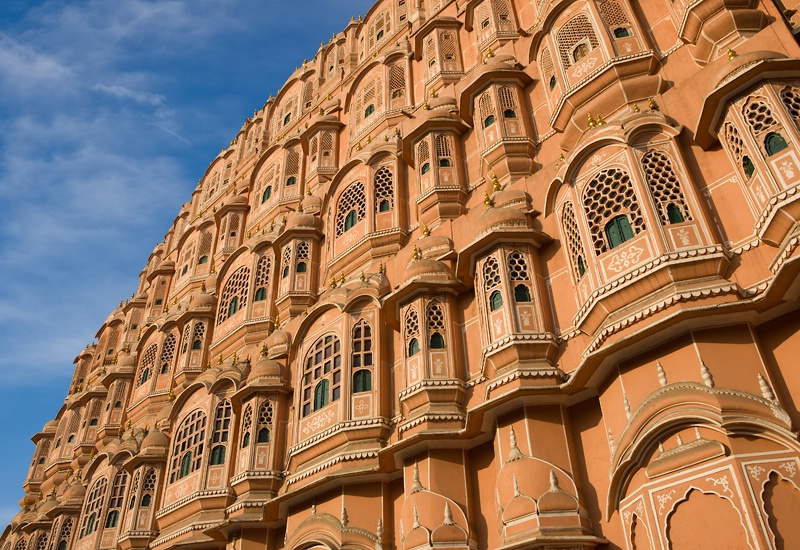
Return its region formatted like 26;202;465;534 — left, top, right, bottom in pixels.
318;107;324;115
247;230;251;238
632;103;640;113
168;389;175;401
210;263;216;273
163;304;169;313
430;88;438;99
205;360;211;370
379;262;385;274
231;351;238;365
422;102;430;110
297;202;303;212
648;97;659;110
330;276;337;289
596;114;606;125
118;426;124;437
422;224;430;237
306;187;312;196
270;218;276;230
356;142;362;151
274;315;281;329
282;215;287;224
201;281;207;293
727;48;737;60
491;171;501;192
394;127;400;137
89;449;96;460
75;468;82;481
327;94;332;100
366;135;372;144
486;47;494;59
260;343;268;357
340;272;345;284
217;354;223;366
484;191;494;207
412;246;420;260
126;420;132;431
119;300;123;308
303;307;309;316
360;271;366;282
587;113;597;128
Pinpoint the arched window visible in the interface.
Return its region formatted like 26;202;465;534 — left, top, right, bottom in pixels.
484;115;495;127
421;163;431;175
198;255;209;264
141;468;156;506
765;132;789;156
572;42;589;62
430;332;445;348
405;307;420;357
483;256;501;290
254;287;267;301
583;168;644;255
605;215;634;248
503;109;516;118
296;261;307;273
514;284;532;302
241;404;252;448
286;176;297;186
743;156;755;178
137;344;157;387
217;266;251;324
374;166;394;212
353;370;372;393
159;333;176;375
408;338;420;355
365;104;375;118
549;75;556;90
557;14;599;68
169;411;206;483
105;470;127;528
262;186;272;203
301;334;342;417
79;478;107;538
191;322;205;350
613;27;632;38
641;151;692;226
438;159;451;167
210;400;231;465
489;290;503;310
257;400;273;443
667;203;685;224
335;182;366;236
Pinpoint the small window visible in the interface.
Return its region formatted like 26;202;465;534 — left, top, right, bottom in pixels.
743;156;755;179
198;255;208;265
67;435;75;443
192;339;202;350
605;215;635;249
181;265;188;276
503;109;517;119
549;75;556;90
105;510;119;529
55;438;61;448
430;332;445;349
297;262;307;273
210;445;226;465
262;186;272;203
286;176;297;186
155;299;163;306
141;494;152;507
283;113;291;126
38;457;45;465
314;379;330;410
484;115;495;127
514;284;532;302
257;428;270;443
89;418;99;427
282;265;290;278
114;400;122;408
666;204;685;224
408;338;420;356
572;42;590;63
481;18;490;28
179;452;192;478
379;199;391;212
254;287;267;301
438;159;451;167
365;104;375;118
376;30;384;40
421;163;431;175
489;290;503;311
86;513;97;536
344;210;358;231
242;432;251;448
228;296;239;317
577;256;586;277
58;542;67;550
613;27;632;38
160;363;169;374
353;370;372;393
765;132;788;156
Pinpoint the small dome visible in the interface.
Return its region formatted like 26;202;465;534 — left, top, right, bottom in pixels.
62;479;86;501
474;205;530;238
285;210;319;231
247;352;284;385
267;328;291;358
193;291;215;309
140;428;170;456
117;351;135;368
299;192;323;214
227;195;249;206
404;257;453;285
710;50;787;91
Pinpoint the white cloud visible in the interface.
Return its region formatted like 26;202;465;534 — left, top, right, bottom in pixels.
93;84;166;106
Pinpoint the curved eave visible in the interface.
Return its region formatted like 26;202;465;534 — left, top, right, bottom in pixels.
413;16;463;61
457;62;534;125
455;225;552;283
383;277;464;330
695;57;800;149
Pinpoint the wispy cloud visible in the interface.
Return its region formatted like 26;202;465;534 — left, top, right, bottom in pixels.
94;83;166;106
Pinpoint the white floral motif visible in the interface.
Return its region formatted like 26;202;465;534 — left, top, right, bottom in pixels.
607;245;645;273
354;399;369;414
209;471;220;485
256;450;266;467
174;481;189;498
780;462;797;477
752;182;766;204
590;153;606;166
706;475;734;496
493;318;504;336
302;409;335;435
657;490;676;514
410;364;419;382
779;160;796;179
572;56;598;79
433;358;444;374
341;231;357;246
747;465;766;480
677;229;690;246
623;510;631;523
520;311;532;327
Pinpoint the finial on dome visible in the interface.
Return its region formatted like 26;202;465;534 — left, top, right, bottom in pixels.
297;202;303;212
218;354;224;366
360;271;366;282
758;373;776;401
274;315;281;329
506;426;524;462
484;191;494;207
168;389;175;401
443;502;454;525
587;112;597;128
356;142;362;151
412;246;420;260
700;358;714;388
394;127;400;137
549;470;559;491
422;224;430;237
657;361;667;387
632;103;640;113
491;171;501;192
410;462;425;493
727;48;737;60
330;276;337;289
648;97;659;110
596;114;607;125
201;281;207;293
430;87;438;99
422;101;430;110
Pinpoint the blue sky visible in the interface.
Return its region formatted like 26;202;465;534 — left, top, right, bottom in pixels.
0;0;374;526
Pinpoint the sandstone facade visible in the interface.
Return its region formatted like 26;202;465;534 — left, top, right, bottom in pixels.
4;0;800;549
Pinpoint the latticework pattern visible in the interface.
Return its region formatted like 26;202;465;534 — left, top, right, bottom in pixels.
160;333;176;373
440;31;457;62
561;202;587;280
405;307;419;337
79;478;107;537
108;471;127;511
374;166;394;210
507;251;530;280
582;168;645;255
724;122;744;162
285;149;300;185
142;468;157;494
556;14;599;67
541;47;554;90
255;254;271;287
335;182;366;236
212;400;232;444
192;322;205;349
389;62;405;100
483;257;502;289
169;411;206;483
217;266;251;324
641;151;692;225
598;0;631;31
137;344;158;387
780;85;800;127
258;401;274;431
744;99;777;134
241;405;253;442
427;301;446;331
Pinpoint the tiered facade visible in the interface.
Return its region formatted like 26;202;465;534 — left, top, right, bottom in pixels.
5;0;800;548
